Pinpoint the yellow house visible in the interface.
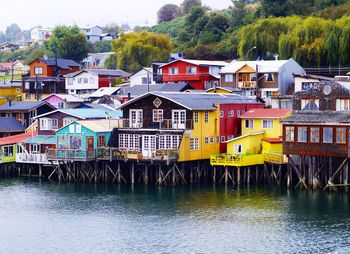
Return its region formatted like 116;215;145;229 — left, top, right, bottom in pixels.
205;87;241;94
210;108;291;167
0;82;22;105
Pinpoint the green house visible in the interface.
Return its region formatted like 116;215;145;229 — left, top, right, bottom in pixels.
47;119;122;161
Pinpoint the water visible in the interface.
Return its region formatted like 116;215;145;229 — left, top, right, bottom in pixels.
0;179;350;254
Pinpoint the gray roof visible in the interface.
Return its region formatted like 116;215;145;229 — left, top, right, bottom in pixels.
119;91;260;111
281;111;350;124
117;83;192;98
0;118;25;131
30;58;80;69
0;81;22;88
0;101;50;111
65;69;129;78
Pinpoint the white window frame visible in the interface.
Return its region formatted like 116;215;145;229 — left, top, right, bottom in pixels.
34;67;43;75
228;110;234;117
186;66;197;74
224;74;233;82
169;67;178;75
153;109;163;123
190;138;199;150
204;111;209;123
262;120;273;129
172;110;186;129
194;112;199;123
285;126;295;142
245;119;254;129
129;109;143;128
234;144;242;154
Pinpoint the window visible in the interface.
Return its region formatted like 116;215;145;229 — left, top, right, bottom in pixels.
90;77;95;84
209;137;214;144
234;144;242;154
26;93;31;99
172;110;186;129
224;74;233;82
204;111;209;123
58;102;64;109
3;145;14;157
336;99;350;111
220;110;224;118
190;138;199;150
301;99;319;110
68;78;73;85
40;118;58;131
69;125;75;133
310;127;320;143
194;112;199;123
336;128;346;144
34;67;43;75
76;124;81;133
169;67;178;75
221;136;225;142
228;110;234;117
30;144;40;154
153;109;163;122
266;73;274;82
216;136;220;143
130;109;143;128
98;135;106;147
237;110;241;116
227;135;234;140
204;137;209;144
119;134;140;150
245;119;253;129
51;119;58;130
323;127;333;143
142;77;148;84
297;127;307;142
186;66;197;74
263;120;273;129
70;136;82;149
63;118;76;126
83;77;89;84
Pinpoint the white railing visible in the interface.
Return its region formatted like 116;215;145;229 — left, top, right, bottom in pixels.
16;153;49;164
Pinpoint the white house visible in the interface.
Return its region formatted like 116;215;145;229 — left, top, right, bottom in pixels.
82;52;114;69
30;27;52;45
129;68;155;87
80;26;103;44
64;69;129;95
294;73;333;92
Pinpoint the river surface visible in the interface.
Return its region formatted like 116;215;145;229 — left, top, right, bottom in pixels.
0;179;350;254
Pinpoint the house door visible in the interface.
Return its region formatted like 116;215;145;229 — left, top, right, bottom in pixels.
172;110;186;129
86;136;94;157
129;109;143;128
142;135;156;159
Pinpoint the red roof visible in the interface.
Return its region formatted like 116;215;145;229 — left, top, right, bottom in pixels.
0;132;38;146
262;137;283;143
240;108;291;119
0;62;12;69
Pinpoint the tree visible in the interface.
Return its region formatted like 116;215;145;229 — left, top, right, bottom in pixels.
181;0;202;14
185;6;206;28
59;33;89;62
259;0;289;17
157;4;182;24
111;31;173;72
0;32;6;44
104;54;117;69
93;41;112;53
5;23;21;43
230;0;248;29
103;23;120;37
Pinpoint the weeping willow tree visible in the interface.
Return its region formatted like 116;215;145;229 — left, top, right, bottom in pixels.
111;31;173;72
237;15;350;67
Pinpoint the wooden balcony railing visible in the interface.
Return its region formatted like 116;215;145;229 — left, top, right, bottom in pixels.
46;149;96;161
121;118;193;130
264;152;288;164
16;153;49;164
238;81;257;89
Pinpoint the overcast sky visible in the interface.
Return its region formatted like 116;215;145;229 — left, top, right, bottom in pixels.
1;0;232;31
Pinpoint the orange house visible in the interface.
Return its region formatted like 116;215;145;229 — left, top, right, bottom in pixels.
22;58;81;101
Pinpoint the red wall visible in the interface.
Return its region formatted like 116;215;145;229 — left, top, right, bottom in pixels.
161;61;219;90
219;103;264;153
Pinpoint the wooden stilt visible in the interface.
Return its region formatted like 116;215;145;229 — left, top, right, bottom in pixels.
213;166;216;184
131;162;135;185
237;167;240;185
144;165;149;185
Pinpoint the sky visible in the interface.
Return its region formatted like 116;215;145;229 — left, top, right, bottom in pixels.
1;0;232;31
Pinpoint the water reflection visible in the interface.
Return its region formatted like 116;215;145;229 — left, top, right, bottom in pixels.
0;179;349;254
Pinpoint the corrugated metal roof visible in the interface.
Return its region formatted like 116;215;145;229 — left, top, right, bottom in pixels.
38;58;81;69
0;101;50;111
240;108;291;119
64;69;129;78
0;118;25;131
117;84;192;98
281;111;350;124
44;94;85;103
86;87;122;98
0;132;38;146
161;59;228;68
77;119;124;132
220;59;290;74
119;91;261;111
23;135;56;145
35;108;122;120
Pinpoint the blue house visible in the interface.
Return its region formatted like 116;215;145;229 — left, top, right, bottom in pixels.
47;119;122;161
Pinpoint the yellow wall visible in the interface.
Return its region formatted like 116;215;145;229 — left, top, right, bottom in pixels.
226;133;264;155
178;109;220;162
237;65;256;73
206;88;231;94
262;141;282;154
0;87;22;105
241;118;282;138
22;93;50;102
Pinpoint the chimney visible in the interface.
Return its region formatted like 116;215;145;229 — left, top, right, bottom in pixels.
128;93;131;100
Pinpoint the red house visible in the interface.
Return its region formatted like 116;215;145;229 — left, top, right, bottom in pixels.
160;59;228;90
22;58;81;101
219;103;264;153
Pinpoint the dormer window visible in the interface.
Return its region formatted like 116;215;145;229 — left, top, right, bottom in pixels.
301;99;319;110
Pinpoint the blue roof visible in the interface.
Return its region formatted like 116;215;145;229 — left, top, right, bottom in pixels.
23;135;56;145
0;101;50;111
58;108;122;119
0;118;25;131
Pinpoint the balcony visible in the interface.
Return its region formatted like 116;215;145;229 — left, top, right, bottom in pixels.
121;119;193;130
210;153;264;167
264;152;288;164
16;153;49;164
97;147;179;162
238;81;257;89
46;149;96;161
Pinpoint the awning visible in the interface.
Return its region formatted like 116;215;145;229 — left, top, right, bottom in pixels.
23;135;56;145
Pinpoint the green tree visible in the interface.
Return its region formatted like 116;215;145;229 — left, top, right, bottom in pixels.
157;4;182;23
59;33;89;62
111;31;173;72
185;6;206;28
181;0;202;14
93;41;112;53
259;0;289;17
5;23;21;43
230;0;248;29
104;54;117;69
103;23;120;36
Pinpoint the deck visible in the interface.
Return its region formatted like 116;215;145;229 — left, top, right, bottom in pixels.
46;149;96;162
210;152;287;167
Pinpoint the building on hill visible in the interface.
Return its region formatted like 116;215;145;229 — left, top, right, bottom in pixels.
64;69;129;95
30;27;52;45
0;81;22;105
160;59;227;90
80;26;103;43
129;68;154;87
0;118;25;137
42;94;85;109
220;58;305;105
81;52;115;69
22;58;81;101
0;101;55;128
